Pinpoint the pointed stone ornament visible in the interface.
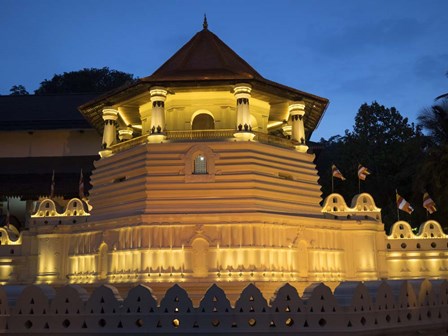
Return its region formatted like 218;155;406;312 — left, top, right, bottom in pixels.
203;14;208;30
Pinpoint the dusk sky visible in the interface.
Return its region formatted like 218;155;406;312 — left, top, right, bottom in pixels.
1;0;447;140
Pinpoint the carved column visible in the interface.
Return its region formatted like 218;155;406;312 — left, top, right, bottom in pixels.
288;102;308;153
99;107;118;157
118;126;133;142
233;83;254;141
148;87;167;143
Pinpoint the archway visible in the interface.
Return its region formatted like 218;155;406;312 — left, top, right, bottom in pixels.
192;113;215;130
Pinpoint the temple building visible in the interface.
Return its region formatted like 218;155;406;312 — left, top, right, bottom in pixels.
0;21;446;335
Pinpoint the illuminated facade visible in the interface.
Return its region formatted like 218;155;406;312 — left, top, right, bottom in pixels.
0;22;446;320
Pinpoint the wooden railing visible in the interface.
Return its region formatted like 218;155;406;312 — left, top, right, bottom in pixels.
253;131;296;149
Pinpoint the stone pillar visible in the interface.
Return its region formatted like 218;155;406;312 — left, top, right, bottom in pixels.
148;87;167;143
233;83;255;141
118;126;133;142
100;107;118;157
288;102;308;153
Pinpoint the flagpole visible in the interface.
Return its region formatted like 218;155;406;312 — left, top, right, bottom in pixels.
5;199;10;226
396;190;400;221
358;178;361;194
50;170;55;200
331;175;334;193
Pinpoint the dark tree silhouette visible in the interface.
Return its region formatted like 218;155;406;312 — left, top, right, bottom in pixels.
415;100;448;228
9;85;29;95
34;67;135;95
316;102;424;231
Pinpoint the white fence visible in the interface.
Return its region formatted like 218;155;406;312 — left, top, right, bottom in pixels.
1;279;447;335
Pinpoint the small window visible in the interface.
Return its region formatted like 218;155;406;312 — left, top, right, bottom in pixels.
194;155;207;174
192;113;215;130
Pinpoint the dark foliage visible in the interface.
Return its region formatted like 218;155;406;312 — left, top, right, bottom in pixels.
316;102;425;233
9;85;29;95
415;100;448;229
34;67;135;95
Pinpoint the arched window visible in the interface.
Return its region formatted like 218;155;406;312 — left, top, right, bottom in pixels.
192;113;215;130
194;155;207;174
184;144;217;183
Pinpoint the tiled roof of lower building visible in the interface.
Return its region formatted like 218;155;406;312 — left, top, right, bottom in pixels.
0;94;98;131
0;156;98;199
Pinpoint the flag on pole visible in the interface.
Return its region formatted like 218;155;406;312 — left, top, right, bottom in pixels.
50;170;55;199
332;164;346;181
79;169;84;199
396;193;414;214
358;164;370;180
423;192;437;214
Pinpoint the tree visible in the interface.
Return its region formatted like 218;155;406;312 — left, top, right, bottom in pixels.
9;85;29;95
415;100;448;228
34;67;135;95
316;102;424;231
417;101;448;146
435;71;448;101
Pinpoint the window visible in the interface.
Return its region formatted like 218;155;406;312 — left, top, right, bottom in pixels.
184;144;216;183
194;155;207;174
192;113;215;130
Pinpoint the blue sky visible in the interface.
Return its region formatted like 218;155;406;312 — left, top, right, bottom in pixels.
1;0;447;140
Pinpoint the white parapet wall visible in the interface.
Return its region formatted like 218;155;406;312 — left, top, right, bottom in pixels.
1;279;447;335
386;220;448;279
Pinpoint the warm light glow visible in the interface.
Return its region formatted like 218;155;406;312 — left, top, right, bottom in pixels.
267;121;284;129
288;102;305;114
233;83;252;95
102;107;119;121
149;87;168;101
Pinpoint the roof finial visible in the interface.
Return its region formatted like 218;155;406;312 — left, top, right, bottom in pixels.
203;14;208;30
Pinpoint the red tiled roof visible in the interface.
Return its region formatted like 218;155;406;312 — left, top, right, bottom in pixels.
144;28;263;82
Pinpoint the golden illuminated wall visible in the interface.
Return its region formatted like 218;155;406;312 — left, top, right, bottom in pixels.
90;141;323;220
386;221;448;279
28;144;387;288
63;216;385;286
67;161;386;287
3;182;447;291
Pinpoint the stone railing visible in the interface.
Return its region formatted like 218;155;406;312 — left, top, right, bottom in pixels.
167;129;235;140
2;279;447;334
252;131;296;149
109;134;148;154
109;130;296;155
